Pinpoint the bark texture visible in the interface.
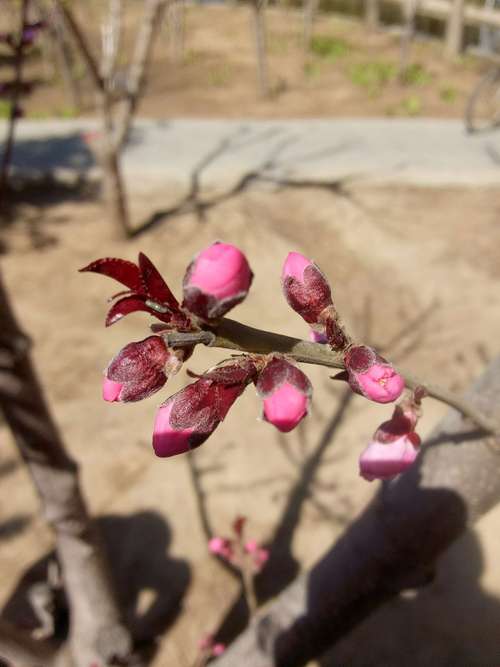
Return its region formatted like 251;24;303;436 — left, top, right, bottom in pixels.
0;270;137;667
213;357;500;666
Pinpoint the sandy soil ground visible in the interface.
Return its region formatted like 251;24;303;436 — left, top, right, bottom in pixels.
19;4;494;121
1;181;500;665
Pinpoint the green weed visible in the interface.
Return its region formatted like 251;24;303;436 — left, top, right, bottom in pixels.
401;95;422;115
57;106;78;119
349;61;396;95
0;101;10;118
400;63;432;86
440;85;458;103
207;63;232;87
310;35;349;61
304;61;321;79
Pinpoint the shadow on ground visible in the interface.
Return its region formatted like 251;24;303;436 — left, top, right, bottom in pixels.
319;527;500;667
1;510;190;660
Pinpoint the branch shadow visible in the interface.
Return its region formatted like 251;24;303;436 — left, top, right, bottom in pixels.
0;514;31;542
0;131;98;253
195;387;355;647
1;510;190;662
189;297;437;650
318;526;500;667
131;124;359;238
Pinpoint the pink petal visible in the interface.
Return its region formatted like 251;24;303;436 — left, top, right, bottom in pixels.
186;242;252;300
281;252;312;282
359;435;419;482
102;378;123;402
263;382;308;433
152;401;194;457
212;644;226;657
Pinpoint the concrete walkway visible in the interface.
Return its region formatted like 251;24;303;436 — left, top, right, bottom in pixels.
2;118;500;191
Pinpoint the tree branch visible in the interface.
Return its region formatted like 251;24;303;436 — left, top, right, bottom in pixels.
57;1;104;92
0;0;29;211
0;269;138;667
163;318;499;435
113;0;167;150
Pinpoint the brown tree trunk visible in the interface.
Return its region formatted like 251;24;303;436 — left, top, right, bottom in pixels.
445;0;465;58
167;0;185;64
399;0;418;81
0;269;137;667
0;0;28;214
101;146;132;238
365;0;380;30
214;357;500;666
251;0;270;98
303;0;319;54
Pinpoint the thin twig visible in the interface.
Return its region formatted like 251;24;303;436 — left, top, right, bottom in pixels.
163;318;499;435
0;0;29;211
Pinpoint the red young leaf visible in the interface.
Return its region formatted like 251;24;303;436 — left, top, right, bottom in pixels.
138;253;179;310
80;258;143;292
105;295;155;327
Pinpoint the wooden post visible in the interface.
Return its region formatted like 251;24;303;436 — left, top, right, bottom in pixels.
365;0;380;30
251;0;271;98
445;0;465;57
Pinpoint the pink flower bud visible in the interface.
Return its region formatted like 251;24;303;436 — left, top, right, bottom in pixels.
281;252;333;324
212;643;226;657
359;408;420;481
153;360;257;457
183;242;253;319
104;335;171;402
257;357;312;433
208;537;234;561
359;434;420;481
344;345;404;404
245;539;269;571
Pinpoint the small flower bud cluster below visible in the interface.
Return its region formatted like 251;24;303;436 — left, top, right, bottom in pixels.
208;516;269;573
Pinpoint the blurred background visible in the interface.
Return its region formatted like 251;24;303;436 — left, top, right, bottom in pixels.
1;0;500;665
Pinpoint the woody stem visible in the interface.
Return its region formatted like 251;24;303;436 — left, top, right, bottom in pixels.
165;318;499;435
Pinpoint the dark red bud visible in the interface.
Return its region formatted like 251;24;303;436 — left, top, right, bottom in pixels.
153;359;257;457
281;253;333;324
105;335;170;402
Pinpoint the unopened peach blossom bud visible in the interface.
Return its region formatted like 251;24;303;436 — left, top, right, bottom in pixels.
344;345;404;404
153;359;257;457
182;241;253;319
257;357;312;433
359;434;420;481
281;252;333;324
359;405;421;481
208;537;234;561
104;335;170;403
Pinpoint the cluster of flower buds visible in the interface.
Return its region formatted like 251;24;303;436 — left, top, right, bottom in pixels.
208;516;269;574
82;243;314;459
84;242;421;483
359;390;424;481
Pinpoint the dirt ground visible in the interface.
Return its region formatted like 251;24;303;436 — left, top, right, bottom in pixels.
1;180;500;665
20;4;496;121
